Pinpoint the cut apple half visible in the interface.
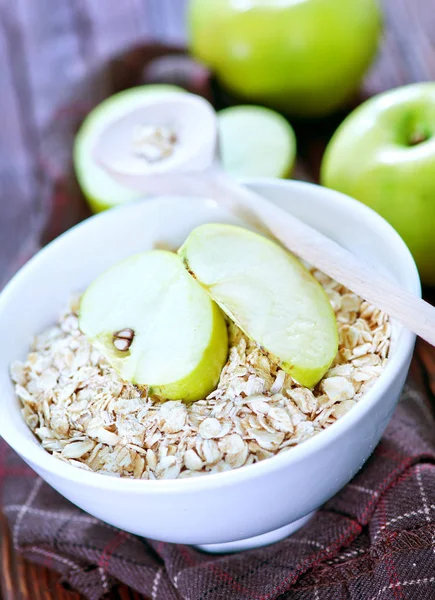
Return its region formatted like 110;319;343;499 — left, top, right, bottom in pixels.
74;84;184;213
79;250;228;401
218;105;297;179
179;224;338;388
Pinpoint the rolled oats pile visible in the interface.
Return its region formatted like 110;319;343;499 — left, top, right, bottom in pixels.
11;270;390;480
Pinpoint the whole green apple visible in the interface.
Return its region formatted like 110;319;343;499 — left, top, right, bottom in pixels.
321;83;435;285
188;0;382;117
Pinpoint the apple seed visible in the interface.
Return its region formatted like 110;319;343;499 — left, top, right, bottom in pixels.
113;328;134;352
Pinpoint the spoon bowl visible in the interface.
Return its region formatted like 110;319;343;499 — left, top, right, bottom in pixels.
93;92;218;180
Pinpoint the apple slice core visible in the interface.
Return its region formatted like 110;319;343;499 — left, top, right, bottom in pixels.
79;250;228;401
179;224;338;388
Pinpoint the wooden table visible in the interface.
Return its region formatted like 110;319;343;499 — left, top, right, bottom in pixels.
1;0;434;597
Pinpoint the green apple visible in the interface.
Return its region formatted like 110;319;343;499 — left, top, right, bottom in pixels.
321;83;435;285
218;105;296;178
79;250;228;401
188;0;382;117
74;85;183;213
179;224;338;388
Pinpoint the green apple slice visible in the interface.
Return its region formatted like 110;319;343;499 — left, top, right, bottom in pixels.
218;105;296;178
74;84;183;213
79;250;228;401
179;224;338;388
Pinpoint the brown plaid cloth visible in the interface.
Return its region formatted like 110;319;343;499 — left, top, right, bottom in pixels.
1;1;435;598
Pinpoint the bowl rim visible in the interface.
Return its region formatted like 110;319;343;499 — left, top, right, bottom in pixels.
0;178;420;493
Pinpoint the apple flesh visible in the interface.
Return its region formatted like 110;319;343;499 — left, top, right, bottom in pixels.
188;0;382;117
74;84;183;213
321;83;435;285
218;105;296;179
179;224;338;388
79;250;228;401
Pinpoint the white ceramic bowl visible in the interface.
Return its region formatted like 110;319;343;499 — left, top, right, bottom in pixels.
0;180;420;552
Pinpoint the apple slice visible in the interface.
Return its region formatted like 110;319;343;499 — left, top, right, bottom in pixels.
79;250;228;401
74;84;183;214
218;105;296;179
179;224;338;388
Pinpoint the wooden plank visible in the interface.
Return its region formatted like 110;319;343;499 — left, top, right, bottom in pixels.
0;513;17;600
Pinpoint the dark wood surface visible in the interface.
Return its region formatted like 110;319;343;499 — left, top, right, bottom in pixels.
1;0;435;598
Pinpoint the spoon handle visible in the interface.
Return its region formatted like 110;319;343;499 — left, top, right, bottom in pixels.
141;169;435;347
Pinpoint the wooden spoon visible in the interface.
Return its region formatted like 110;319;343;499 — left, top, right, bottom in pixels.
93;92;435;346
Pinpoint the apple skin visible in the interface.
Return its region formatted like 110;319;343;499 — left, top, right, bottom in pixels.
74;85;183;213
188;0;382;117
321;83;435;285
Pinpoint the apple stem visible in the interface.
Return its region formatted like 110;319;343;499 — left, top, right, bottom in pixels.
408;131;428;146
